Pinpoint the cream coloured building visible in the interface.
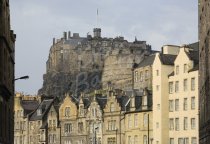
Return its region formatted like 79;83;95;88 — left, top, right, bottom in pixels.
168;46;199;144
152;43;199;144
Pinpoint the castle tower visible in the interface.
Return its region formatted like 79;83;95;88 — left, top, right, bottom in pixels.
93;28;101;38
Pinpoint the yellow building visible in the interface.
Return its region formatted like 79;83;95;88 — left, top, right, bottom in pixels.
168;46;199;144
152;43;199;144
124;89;153;144
14;93;40;144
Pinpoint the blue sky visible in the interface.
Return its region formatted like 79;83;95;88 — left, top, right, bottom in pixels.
10;0;198;95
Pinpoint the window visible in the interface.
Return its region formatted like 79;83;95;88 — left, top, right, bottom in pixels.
170;138;174;144
64;123;72;133
135;71;138;82
191;137;197;144
184;98;188;111
175;118;179;131
156;85;159;91
49;134;52;143
145;70;149;79
184;64;188;73
128;136;132;144
53;120;56;127
143;113;148;126
53;134;56;143
134;114;138;127
78;122;83;133
37;109;42;116
184;138;189;144
183;79;188;91
142;95;148;107
191;97;195;110
169;82;173;94
134;135;138;144
156;70;159;76
79;106;84;116
143;135;147;144
178;138;183;144
108;137;116;144
128;115;132;128
65;107;70;117
169;100;174;112
140;72;144;81
191;118;196;130
157;104;160;110
64;140;71;144
184;117;188;130
108;120;116;130
169;118;174;130
176;65;179;75
175;99;179;111
175;81;179;92
156;122;159;128
191;78;195;91
110;103;115;112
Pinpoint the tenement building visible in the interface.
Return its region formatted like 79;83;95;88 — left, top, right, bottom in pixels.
0;0;16;144
153;43;199;144
14;93;40;144
199;0;210;143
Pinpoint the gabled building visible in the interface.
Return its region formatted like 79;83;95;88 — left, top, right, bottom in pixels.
152;43;199;144
59;94;87;144
28;97;57;144
124;89;153;144
168;46;199;144
14;93;39;144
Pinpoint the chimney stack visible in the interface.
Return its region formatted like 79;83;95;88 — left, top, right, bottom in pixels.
93;28;101;38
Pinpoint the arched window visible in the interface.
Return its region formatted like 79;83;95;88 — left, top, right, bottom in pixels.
65;107;70;117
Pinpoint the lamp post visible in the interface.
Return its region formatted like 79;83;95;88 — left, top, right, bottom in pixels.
14;75;29;81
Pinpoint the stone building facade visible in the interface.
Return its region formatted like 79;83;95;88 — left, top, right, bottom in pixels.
0;0;16;144
199;0;210;143
14;93;40;144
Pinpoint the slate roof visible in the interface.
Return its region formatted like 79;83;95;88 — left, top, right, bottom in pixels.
188;42;199;51
96;95;107;110
159;54;177;65
21;100;39;115
29;99;54;121
136;55;155;68
187;50;199;65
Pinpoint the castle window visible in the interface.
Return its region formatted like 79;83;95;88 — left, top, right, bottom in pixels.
169;100;174;112
184;117;188;130
37;109;42;116
145;70;149;79
134;114;138;127
183;98;188;111
175;99;179;111
143;113;148;126
175;118;179;131
65;107;70;117
169;118;174;130
191;97;195;110
191;118;196;130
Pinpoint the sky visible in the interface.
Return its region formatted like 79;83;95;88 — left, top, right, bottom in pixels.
10;0;198;95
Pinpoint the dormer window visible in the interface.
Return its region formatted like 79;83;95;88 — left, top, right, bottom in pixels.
37;109;42;116
65;107;70;117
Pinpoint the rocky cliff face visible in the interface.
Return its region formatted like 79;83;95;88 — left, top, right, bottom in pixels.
38;29;153;99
